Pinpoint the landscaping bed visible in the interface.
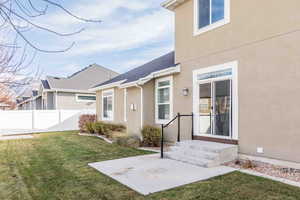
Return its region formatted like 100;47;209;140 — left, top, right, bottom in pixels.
225;159;300;182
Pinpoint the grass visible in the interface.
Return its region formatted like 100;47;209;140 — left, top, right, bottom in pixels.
0;131;299;200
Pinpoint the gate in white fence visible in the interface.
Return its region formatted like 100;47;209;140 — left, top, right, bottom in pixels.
0;110;95;135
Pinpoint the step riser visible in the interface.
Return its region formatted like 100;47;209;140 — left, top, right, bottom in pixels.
166;141;238;168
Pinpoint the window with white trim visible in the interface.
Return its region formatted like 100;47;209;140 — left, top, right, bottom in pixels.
194;0;230;35
155;76;173;124
102;89;114;121
76;94;96;102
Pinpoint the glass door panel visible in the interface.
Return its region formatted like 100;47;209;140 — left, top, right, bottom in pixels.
199;83;212;135
213;80;231;137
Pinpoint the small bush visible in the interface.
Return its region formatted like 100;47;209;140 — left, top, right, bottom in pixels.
93;122;109;135
241;160;256;169
114;135;141;148
106;123;126;132
79;114;96;132
141;125;161;147
85;122;95;134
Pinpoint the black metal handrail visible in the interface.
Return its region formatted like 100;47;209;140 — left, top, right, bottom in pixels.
161;112;194;158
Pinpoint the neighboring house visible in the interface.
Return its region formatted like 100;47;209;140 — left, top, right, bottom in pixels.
18;64;118;110
0;103;11;110
92;0;300;164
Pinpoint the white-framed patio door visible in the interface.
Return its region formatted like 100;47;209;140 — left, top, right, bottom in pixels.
193;61;238;141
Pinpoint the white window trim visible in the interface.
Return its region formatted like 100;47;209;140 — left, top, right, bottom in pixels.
75;94;96;103
101;89;114;121
192;61;238;140
155;76;173;124
193;0;230;36
124;88;127;122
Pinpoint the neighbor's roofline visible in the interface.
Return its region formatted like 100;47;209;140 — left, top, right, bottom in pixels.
90;64;181;91
161;0;187;10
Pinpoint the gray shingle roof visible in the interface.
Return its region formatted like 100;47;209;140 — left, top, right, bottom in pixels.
92;51;176;88
45;64;118;90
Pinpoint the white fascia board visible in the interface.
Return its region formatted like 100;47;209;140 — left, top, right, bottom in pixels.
45;88;96;94
161;0;187;10
89;80;126;92
119;65;181;88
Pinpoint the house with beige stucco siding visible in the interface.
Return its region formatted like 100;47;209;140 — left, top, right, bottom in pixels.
92;0;300;166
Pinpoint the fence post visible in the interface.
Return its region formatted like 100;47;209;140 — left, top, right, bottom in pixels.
161;124;164;158
177;113;180;142
32;110;35;129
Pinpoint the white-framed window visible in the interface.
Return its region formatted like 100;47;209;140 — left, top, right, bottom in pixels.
194;0;230;36
75;94;96;102
124;88;127;122
102;89;114;121
155;76;173;124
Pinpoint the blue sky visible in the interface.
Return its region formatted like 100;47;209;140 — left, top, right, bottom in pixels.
23;0;174;77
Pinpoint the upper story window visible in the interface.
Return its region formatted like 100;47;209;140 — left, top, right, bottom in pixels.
194;0;230;36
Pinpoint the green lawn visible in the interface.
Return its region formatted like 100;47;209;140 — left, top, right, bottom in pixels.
0;131;300;200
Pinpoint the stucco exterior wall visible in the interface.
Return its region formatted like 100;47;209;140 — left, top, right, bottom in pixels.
96;88;125;125
56;92;96;110
142;80;156;127
126;87;142;135
171;0;300;162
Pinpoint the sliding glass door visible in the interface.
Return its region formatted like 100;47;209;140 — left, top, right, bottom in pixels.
199;79;232;138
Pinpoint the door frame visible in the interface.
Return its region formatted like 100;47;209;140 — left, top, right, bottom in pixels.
193;61;239;140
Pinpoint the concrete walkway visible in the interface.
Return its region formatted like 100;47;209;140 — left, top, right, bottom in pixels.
89;154;236;195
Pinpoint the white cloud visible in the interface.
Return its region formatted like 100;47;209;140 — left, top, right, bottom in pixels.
67;9;174;56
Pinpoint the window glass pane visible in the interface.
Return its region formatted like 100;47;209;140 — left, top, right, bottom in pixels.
158;104;170;120
158;80;170;87
103;96;113;119
158;88;170;104
103;97;108;118
212;0;225;23
199;0;210;28
197;69;232;81
78;95;96;101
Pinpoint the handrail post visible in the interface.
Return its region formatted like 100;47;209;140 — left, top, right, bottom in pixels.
191;112;194;140
177;113;180;142
161;124;164;158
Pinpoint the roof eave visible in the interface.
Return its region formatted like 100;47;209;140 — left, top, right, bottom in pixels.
89;80;126;92
119;64;181;88
161;0;187;11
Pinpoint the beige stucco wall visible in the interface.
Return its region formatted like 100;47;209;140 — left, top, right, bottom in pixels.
56;92;96;110
96;88;126;125
142;80;156;127
171;0;300;163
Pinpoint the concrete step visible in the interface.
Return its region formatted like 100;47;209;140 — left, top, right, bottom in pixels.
165;140;238;168
164;152;218;168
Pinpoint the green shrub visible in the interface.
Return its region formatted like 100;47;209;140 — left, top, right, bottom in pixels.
85;122;95;134
114;135;141;148
106;123;126;132
78;114;96;133
141;125;161;147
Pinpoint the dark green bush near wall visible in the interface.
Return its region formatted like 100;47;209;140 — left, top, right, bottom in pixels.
114;135;141;148
141;125;161;147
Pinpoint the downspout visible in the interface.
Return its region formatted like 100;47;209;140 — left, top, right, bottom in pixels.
136;84;143;129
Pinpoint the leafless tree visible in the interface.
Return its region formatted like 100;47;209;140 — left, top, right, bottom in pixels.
0;0;101;98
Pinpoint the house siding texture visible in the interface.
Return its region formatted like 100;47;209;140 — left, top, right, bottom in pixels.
56;92;96;110
171;0;300;162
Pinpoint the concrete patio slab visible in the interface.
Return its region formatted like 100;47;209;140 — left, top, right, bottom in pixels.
89;154;236;195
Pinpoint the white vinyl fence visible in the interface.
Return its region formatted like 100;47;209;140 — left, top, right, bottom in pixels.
0;110;95;135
